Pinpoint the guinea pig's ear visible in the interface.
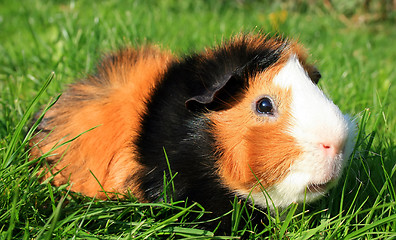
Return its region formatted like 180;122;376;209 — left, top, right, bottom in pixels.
185;74;244;112
308;66;321;84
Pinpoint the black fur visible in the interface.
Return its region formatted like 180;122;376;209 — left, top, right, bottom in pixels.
134;36;285;231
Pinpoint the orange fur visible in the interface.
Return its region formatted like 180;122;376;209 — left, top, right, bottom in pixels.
30;47;175;199
207;45;306;193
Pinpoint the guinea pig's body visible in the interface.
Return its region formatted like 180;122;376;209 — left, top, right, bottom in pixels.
30;34;355;221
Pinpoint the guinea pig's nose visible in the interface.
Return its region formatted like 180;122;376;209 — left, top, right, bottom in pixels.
319;143;341;158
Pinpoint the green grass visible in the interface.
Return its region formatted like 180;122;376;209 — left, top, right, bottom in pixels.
1;0;395;239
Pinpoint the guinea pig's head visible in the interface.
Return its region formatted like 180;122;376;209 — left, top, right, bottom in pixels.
186;35;356;209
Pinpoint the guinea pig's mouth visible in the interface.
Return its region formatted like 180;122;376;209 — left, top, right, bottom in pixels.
306;182;330;193
306;168;342;193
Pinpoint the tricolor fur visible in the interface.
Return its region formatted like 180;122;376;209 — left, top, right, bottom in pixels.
30;34;355;221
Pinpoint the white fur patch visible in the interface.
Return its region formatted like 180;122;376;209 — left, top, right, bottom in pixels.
239;55;356;209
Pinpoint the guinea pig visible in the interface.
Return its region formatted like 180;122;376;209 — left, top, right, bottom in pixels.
30;33;356;224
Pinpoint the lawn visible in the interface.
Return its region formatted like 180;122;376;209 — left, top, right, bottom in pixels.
0;0;395;239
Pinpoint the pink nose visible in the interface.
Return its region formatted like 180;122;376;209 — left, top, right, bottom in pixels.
320;143;339;158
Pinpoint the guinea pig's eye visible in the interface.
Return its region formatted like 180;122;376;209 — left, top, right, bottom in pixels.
256;97;275;115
